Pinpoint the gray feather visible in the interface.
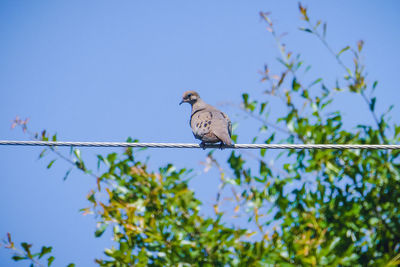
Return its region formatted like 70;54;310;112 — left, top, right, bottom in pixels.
182;91;232;146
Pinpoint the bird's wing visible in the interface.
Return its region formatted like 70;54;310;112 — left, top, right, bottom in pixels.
190;110;213;139
210;111;232;145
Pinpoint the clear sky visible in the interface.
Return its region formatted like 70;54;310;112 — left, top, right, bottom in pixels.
1;1;399;266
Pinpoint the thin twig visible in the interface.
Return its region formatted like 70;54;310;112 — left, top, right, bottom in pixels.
307;20;387;143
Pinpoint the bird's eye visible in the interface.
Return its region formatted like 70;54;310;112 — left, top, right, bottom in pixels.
187;93;192;98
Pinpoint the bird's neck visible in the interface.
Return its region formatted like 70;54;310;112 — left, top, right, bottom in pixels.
191;99;208;113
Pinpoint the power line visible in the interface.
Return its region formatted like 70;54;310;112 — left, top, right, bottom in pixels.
0;140;399;150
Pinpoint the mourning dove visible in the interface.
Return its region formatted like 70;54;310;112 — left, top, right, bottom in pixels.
180;90;232;147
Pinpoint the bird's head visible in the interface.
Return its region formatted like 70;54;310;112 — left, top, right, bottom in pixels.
180;90;200;105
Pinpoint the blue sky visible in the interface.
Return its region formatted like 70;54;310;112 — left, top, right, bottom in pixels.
1;1;399;266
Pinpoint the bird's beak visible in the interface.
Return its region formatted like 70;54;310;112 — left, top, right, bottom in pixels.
179;100;184;105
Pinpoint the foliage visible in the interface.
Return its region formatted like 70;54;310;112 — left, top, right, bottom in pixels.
4;3;400;266
1;233;74;267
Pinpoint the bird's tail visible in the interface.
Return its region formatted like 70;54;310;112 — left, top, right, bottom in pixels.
216;132;232;146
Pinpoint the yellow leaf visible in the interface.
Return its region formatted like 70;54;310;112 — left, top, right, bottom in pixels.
234;205;240;213
213;204;219;214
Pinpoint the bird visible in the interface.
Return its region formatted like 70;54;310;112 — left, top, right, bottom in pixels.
180;90;232;148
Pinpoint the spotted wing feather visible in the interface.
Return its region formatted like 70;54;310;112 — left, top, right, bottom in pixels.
210;111;232;145
191;110;218;142
190;108;232;145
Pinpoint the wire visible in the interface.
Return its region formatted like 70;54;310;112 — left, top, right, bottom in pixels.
0;140;399;149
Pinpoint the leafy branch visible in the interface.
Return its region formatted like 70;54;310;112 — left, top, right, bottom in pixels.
1;233;73;267
298;3;388;143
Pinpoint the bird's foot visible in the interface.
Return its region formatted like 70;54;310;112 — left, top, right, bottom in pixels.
219;142;225;150
200;142;206;150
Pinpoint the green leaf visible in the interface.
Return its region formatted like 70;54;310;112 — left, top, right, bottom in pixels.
41;130;48;141
63;168;72;181
228;152;244;180
276;57;289;68
301;89;309;99
295;60;303;70
242;93;249;105
369;217;379;226
38;149;47;159
97;155;104;169
107;153;117;164
346;67;352;77
95;224;108;237
260;103;267;115
75;160;86;172
88;192;96;203
47;159;56;169
247;101;257;111
370;97;376;111
47;256;55;266
357;40;364;52
67;264;76;267
299;27;313;33
231;134;238;143
39;246;52;259
21;242;32;254
372;80;378;93
292;78;301;91
309;78;322;87
395;125;400;137
260;161;269;177
12;255;26;261
73;149;81;160
337;46;350;56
